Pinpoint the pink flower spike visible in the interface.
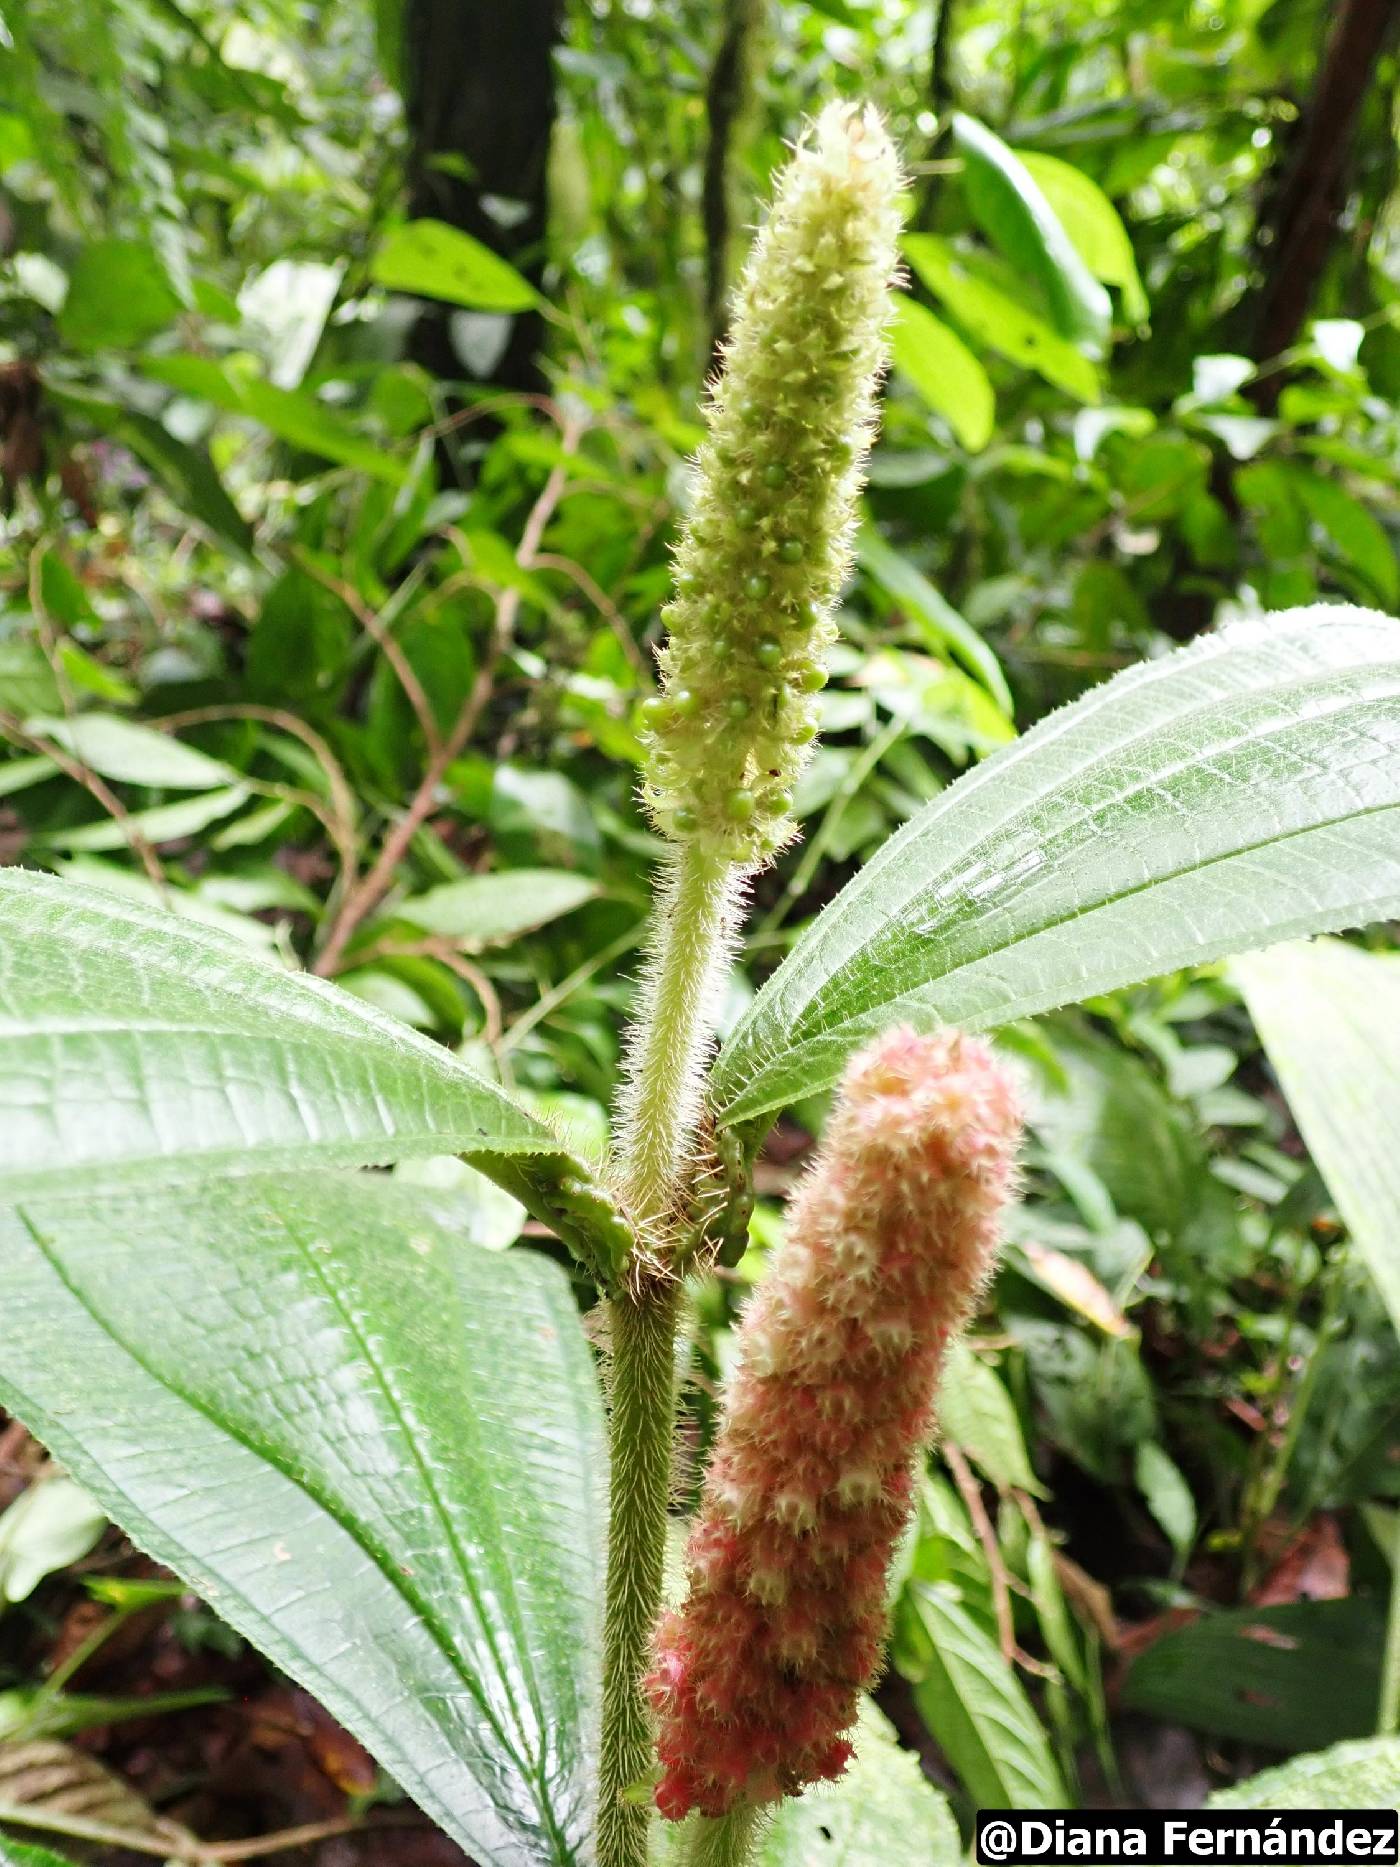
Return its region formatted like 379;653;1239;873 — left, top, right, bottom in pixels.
648;1025;1023;1819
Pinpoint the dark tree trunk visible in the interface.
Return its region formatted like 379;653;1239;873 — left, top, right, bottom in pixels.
401;0;561;391
702;0;762;361
1246;0;1399;406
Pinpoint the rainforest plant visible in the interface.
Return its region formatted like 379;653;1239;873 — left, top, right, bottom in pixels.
1;100;1399;1867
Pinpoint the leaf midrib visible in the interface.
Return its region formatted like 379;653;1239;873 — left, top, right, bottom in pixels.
14;1206;575;1866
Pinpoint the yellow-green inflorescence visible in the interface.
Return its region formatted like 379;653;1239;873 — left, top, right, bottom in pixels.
641;103;903;866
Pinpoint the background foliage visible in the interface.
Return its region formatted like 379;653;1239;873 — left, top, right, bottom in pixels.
0;0;1398;1852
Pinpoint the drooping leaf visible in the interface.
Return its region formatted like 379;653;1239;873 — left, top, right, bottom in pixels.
1133;1440;1196;1564
1016;150;1149;325
392;869;599;946
37;784;251;852
889;294;995;451
0;867;557;1194
857;528;1013;714
144;356;406;485
907;1583;1069;1808
0;1737;195;1858
0;1478;105;1605
904;234;1101;403
753;1700;962;1867
937;1342;1042;1494
712;608;1400;1127
953;115;1111;353
1208;1736;1400;1808
371;219;540;313
1235;938;1400;1336
0;1171;607;1865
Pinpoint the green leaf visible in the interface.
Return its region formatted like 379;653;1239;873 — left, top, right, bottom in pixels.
889;294;995;451
38;784;251;851
754;1700;962;1867
0;1842;82;1867
1123;1599;1384;1750
0;1171;606;1865
0;867;558;1193
0;1477;106;1604
712;607;1400;1127
371;219;540;313
1016;150;1148;325
857;528;1013;714
1285;468;1400;608
46;386;255;560
1133;1440;1196;1563
1208;1737;1400;1808
22;715;236;790
57;239;181;351
393;869;599;946
904;234;1101;403
908;1583;1069;1808
144;356;406;485
938;1341;1042;1494
953;115;1111;352
1235;939;1400;1336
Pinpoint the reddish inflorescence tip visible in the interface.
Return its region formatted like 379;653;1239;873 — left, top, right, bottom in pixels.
646;1026;1023;1821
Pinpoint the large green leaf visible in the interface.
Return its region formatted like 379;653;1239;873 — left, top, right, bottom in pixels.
908;1583;1069;1808
1016;151;1148;325
712;607;1400;1127
754;1700;962;1867
0;1171;606;1865
0;867;556;1192
1123;1600;1385;1750
1209;1736;1400;1808
953;115;1111;353
889;293;995;452
0;1842;81;1867
1235;938;1400;1335
371;219;541;312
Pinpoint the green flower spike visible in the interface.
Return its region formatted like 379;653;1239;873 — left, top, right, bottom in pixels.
642;102;903;865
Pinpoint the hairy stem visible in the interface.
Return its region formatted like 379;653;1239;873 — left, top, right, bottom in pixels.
679;1808;762;1867
597;1280;684;1867
617;843;741;1240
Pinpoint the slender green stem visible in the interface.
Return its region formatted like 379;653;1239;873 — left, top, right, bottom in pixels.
600;843;741;1867
617;843;740;1237
1380;1509;1400;1735
678;1808;762;1867
598;1280;684;1867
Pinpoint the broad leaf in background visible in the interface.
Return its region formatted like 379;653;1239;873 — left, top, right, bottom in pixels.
712;608;1400;1126
937;1341;1042;1494
907;1583;1069;1808
754;1700;962;1867
1209;1737;1400;1808
371;219;541;312
56;239;182;351
1236;939;1400;1335
904;234;1101;403
1123;1600;1385;1750
21;716;236;790
889;293;995;451
143;356;407;486
0;1171;607;1866
0;868;557;1192
857;528;1013;714
392;868;599;946
1016;150;1149;326
953;115;1111;353
0;1477;105;1606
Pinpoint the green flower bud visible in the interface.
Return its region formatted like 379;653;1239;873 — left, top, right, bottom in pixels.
642;103;903;864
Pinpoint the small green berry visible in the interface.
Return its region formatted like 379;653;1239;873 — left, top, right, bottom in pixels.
641;696;672;729
745;573;771;600
755;640;783;670
676;571;701;596
778;539;805;564
763;462;788;488
725;787;756;823
673;806;699;834
671;688;701;719
737;504;760;529
796;662;828;693
791;717;818;744
726;696;751;721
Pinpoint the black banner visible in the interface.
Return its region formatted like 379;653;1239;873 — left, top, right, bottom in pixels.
975;1812;1400;1867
